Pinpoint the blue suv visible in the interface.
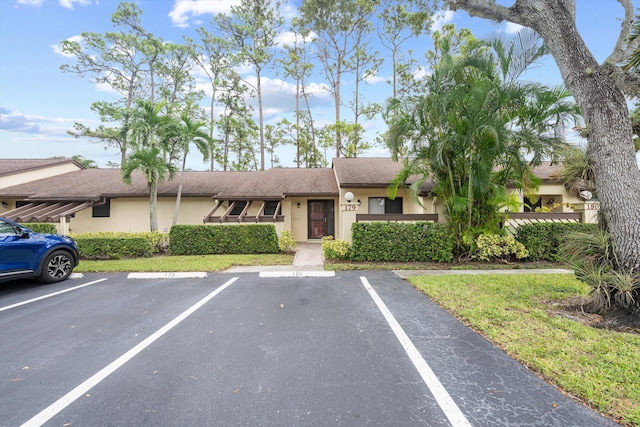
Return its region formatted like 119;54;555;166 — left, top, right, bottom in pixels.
0;217;79;283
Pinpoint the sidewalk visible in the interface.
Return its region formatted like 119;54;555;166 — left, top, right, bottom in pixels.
225;242;324;273
225;243;574;276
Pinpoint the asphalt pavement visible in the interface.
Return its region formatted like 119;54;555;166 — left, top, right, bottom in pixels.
0;271;618;427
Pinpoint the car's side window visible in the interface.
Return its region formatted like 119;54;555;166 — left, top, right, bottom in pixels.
0;222;17;236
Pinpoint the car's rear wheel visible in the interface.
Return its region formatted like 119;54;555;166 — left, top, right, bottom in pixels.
38;250;74;283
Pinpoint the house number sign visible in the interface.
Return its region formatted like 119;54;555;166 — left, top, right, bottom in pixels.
342;204;359;211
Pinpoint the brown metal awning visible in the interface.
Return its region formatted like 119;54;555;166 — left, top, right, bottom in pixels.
2;200;97;223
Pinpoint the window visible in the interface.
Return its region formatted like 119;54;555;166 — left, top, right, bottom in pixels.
263;201;281;216
523;196;541;212
92;199;111;217
368;197;403;214
230;201;247;215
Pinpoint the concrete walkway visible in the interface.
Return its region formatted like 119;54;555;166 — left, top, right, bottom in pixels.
225;243;574;276
225;242;324;273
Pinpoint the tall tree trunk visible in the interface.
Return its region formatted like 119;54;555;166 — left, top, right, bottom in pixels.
257;66;265;170
296;79;301;168
449;0;640;270
150;181;158;232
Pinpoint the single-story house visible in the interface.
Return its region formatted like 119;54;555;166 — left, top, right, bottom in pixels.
0;157;599;240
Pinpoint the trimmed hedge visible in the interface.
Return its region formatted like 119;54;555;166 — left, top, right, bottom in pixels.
170;224;279;255
351;222;453;262
515;222;597;261
74;237;153;260
72;231;169;254
21;223;57;234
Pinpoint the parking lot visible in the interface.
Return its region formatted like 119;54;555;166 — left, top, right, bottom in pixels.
0;271;618;426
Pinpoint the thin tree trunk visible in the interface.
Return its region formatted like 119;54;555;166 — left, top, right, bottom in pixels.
150;181;158;232
172;155;187;226
257;66;265;170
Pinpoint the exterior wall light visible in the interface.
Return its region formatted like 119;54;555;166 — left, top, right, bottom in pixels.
297;202;301;208
345;192;354;202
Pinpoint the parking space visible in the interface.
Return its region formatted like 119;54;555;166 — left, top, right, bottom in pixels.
0;272;618;427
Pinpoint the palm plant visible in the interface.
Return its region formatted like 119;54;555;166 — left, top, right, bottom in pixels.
128;99;172;149
121;146;177;232
386;28;579;253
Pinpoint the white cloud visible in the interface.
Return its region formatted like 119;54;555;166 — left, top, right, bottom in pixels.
364;73;387;85
16;0;43;5
275;30;315;48
51;35;83;57
504;22;524;34
430;10;455;33
59;0;91;10
168;0;240;28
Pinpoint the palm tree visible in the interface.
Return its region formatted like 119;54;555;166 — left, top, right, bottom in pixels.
168;113;212;226
128;99;172;150
386;27;579;253
121;146;177;232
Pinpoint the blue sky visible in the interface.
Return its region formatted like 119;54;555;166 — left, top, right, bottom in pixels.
0;0;632;170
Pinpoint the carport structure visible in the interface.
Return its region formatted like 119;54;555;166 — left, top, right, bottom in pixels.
2;198;106;234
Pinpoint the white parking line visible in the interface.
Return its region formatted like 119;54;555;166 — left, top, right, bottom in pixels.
359;276;472;427
259;271;335;278
127;272;208;279
0;278;108;313
20;276;239;427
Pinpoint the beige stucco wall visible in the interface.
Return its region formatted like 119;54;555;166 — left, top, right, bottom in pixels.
0;163;82;189
68;197;216;233
336;187;435;242
0;198;21;216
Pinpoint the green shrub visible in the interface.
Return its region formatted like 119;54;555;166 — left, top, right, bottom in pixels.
74;237;153;260
472;234;528;262
21;223;57;234
278;230;296;253
515;222;597;261
72;231;169;254
562;228;640;313
321;236;352;260
170;224;279;255
351;222;453;262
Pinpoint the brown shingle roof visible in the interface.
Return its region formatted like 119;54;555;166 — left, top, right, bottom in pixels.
0;167;339;200
0;158;84;176
333;157;436;193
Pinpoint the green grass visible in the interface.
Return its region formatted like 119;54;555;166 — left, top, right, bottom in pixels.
408;273;640;426
75;254;293;272
324;260;563;271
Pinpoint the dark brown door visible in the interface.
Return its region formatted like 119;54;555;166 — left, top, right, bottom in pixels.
308;200;334;239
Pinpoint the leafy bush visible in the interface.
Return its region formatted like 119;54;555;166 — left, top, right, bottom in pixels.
74;237;153;260
472;234;528;262
515;222;596;261
21;223;57;234
278;230;296;253
170;224;279;255
351;222;453;262
321;236;352;260
72;231;169;254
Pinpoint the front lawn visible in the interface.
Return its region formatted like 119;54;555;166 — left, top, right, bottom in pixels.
75;253;293;272
409;273;640;426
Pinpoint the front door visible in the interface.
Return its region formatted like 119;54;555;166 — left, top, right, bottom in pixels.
308;200;334;239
